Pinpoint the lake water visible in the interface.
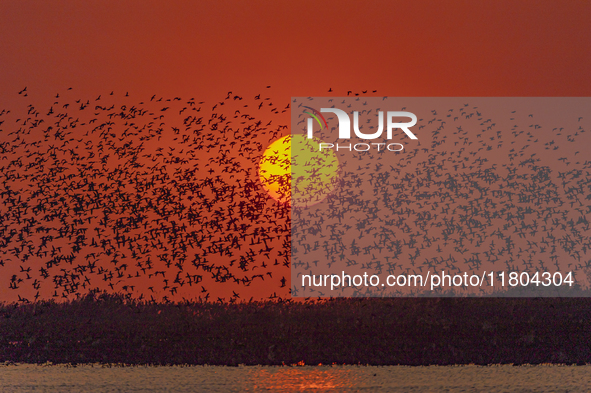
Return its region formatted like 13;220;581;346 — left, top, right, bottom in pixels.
0;363;590;392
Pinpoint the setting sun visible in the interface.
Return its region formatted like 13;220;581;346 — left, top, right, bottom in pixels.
258;134;340;207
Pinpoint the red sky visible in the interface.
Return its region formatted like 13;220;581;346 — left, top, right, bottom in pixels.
0;0;590;303
2;0;590;105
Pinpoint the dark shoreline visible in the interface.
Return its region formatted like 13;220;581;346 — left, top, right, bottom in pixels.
1;294;590;366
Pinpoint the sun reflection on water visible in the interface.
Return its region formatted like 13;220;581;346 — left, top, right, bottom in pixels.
251;365;357;391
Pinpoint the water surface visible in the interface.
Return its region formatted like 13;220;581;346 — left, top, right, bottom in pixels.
0;363;589;392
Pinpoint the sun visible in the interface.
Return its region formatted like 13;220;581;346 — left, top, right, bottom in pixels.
258;135;292;203
258;134;340;207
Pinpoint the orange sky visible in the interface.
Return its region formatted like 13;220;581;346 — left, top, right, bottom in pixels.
1;0;590;106
0;0;590;303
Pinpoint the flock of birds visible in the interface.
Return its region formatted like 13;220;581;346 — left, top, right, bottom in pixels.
290;97;591;296
1;86;296;303
0;88;590;302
